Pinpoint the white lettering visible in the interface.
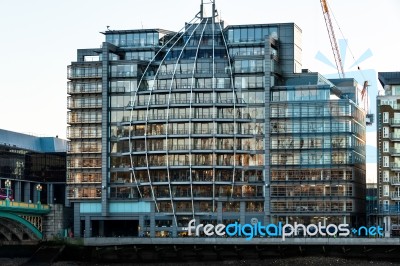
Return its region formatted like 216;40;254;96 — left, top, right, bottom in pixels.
306;224;318;236
282;224;294;240
196;223;204;236
318;222;326;236
215;224;226;236
188;219;196;236
326;224;338;236
203;224;214;236
294;222;306;236
338;224;350;236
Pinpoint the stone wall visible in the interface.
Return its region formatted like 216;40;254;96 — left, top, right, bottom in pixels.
42;204;73;239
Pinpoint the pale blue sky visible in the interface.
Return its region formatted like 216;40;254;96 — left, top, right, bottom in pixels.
0;0;399;182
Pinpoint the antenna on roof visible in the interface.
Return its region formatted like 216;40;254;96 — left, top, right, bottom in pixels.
199;0;217;19
200;0;204;19
212;0;216;23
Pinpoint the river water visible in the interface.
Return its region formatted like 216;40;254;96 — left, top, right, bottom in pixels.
1;257;400;266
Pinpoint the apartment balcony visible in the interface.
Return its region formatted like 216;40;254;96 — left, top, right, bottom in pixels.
67;161;102;169
391;176;400;185
390;163;400;170
390;118;400;126
390;133;400;141
67;101;102;109
390;148;400;156
67;131;101;139
67;72;102;79
67;176;102;184
67;65;102;79
391;191;400;200
67;143;102;154
67;116;101;124
67;85;102;94
67;187;102;199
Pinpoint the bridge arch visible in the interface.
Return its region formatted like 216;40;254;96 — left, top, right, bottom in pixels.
0;212;42;239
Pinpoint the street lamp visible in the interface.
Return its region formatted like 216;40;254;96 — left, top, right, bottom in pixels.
36;184;42;205
5;179;11;205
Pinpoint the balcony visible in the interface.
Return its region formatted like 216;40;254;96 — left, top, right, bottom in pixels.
67;175;102;184
67;65;102;79
390;118;400;126
67;160;102;169
391;177;400;185
390;133;400;141
68;72;102;79
67;115;101;124
68;143;102;154
390;148;400;156
67;187;102;199
67;101;102;109
67;131;101;139
67;85;102;94
391;191;400;200
390;163;400;170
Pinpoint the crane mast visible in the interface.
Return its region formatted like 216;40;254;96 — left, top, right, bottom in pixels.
320;0;345;78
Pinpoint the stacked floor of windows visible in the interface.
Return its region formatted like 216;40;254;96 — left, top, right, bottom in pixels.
101;20;274;238
67;61;102;200
376;74;400;236
269;86;366;227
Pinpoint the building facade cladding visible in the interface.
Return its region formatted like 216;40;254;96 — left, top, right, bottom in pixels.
270;81;366;226
67;7;366;238
377;72;400;236
0;129;67;204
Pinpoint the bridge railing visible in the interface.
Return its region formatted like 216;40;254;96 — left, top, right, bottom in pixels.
0;200;50;212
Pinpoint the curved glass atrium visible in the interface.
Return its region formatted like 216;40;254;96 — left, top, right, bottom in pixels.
120;15;265;225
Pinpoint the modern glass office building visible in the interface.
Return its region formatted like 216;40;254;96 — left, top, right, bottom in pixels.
0;129;67;205
67;2;366;238
377;72;400;236
270;77;366;226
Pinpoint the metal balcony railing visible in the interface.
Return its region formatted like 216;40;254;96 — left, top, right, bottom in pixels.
391;191;400;200
67;101;102;109
390;163;400;170
391;177;400;185
67;187;101;199
67;177;102;184
67;72;102;79
390;118;400;126
67;86;102;94
67;116;101;124
390;133;400;141
390;148;400;155
68;144;101;153
67;132;101;139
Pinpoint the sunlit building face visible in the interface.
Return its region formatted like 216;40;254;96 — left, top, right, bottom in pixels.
67;3;366;238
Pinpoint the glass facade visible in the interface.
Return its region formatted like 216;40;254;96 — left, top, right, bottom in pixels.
0;132;66;205
270;85;366;225
67;5;366;238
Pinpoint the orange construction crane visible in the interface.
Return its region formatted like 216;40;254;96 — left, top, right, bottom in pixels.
320;0;345;78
